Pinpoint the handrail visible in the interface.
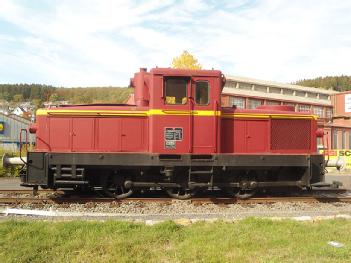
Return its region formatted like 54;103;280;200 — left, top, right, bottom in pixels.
19;128;28;165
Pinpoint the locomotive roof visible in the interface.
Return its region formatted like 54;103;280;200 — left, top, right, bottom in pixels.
150;68;222;77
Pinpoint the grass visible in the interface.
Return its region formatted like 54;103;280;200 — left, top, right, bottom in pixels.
0;218;350;262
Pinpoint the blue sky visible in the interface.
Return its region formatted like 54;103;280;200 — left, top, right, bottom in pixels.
0;0;351;87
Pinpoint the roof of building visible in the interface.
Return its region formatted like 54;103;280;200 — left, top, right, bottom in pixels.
222;87;333;106
0;112;31;124
225;75;338;95
333;90;351;95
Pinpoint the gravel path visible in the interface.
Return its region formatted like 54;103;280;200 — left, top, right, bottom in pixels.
1;201;351;221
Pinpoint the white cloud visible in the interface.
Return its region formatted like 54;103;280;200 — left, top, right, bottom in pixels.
0;0;351;86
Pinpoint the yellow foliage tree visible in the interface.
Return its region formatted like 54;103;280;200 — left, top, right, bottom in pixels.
171;51;202;70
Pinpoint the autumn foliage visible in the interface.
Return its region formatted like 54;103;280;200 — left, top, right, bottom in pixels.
171;51;202;70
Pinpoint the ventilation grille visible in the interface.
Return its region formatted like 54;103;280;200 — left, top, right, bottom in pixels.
271;119;311;150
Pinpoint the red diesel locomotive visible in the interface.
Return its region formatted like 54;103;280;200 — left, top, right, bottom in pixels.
17;68;325;199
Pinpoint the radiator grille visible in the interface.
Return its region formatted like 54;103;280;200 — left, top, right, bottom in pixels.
271;119;311;150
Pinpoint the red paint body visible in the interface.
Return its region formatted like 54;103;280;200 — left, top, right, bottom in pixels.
33;68;317;155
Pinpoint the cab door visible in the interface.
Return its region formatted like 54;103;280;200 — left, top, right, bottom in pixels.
191;77;218;153
156;77;191;153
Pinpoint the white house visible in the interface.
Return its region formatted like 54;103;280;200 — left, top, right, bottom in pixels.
12;106;26;116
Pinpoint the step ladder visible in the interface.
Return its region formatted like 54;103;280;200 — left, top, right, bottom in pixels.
188;166;214;187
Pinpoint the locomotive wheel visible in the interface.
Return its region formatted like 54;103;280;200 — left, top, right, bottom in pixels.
102;175;133;199
165;187;195;200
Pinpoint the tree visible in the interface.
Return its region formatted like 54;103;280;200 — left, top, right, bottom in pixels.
31;98;42;108
13;94;24;102
0;91;11;101
49;93;59;102
171;50;202;70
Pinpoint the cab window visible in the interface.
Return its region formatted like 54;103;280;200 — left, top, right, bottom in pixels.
165;78;187;105
195;81;209;105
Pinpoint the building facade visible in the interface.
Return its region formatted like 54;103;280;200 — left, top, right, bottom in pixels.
0;113;35;152
329;91;351;150
221;75;349;151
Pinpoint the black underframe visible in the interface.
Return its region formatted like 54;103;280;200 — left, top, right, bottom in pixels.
22;152;325;188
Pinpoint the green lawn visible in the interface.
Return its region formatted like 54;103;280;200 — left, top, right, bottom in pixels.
0;218;350;263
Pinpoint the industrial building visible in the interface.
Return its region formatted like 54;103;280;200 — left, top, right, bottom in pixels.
0;113;35;152
330;91;351;150
221;75;350;151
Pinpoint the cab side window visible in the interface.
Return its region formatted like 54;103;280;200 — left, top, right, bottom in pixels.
195;81;209;105
165;78;187;105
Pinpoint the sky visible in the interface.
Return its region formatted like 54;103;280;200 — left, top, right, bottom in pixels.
0;0;351;87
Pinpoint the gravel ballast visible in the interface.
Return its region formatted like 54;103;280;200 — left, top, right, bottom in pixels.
1;200;351;221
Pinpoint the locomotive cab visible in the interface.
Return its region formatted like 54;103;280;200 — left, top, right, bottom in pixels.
147;68;224;154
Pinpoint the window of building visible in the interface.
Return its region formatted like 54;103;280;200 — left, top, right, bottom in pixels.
254;85;267;93
308;92;318;99
342;130;346;149
296;91;306;97
238;82;252;90
313;106;324;118
283;89;294;95
230;97;245;109
283;102;295;106
248;99;263;109
269;87;281;94
226;81;237;88
266;100;281;105
332;130;338;149
195;81;209;105
298;104;311;112
326;108;333;119
319;94;329;100
165;78;187;105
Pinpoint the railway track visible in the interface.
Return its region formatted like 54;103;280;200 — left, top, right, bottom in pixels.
0;189;57;194
0;187;347;195
0;195;351;205
0;188;350;205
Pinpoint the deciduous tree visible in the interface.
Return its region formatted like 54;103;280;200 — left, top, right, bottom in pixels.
172;51;202;70
49;93;59;102
13;94;24;102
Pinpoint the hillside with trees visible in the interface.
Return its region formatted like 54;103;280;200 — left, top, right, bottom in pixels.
0;84;54;102
294;76;351;91
54;87;133;104
0;84;132;105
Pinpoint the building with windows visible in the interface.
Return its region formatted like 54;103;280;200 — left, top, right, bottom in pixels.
221;75;350;150
330;91;351;150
